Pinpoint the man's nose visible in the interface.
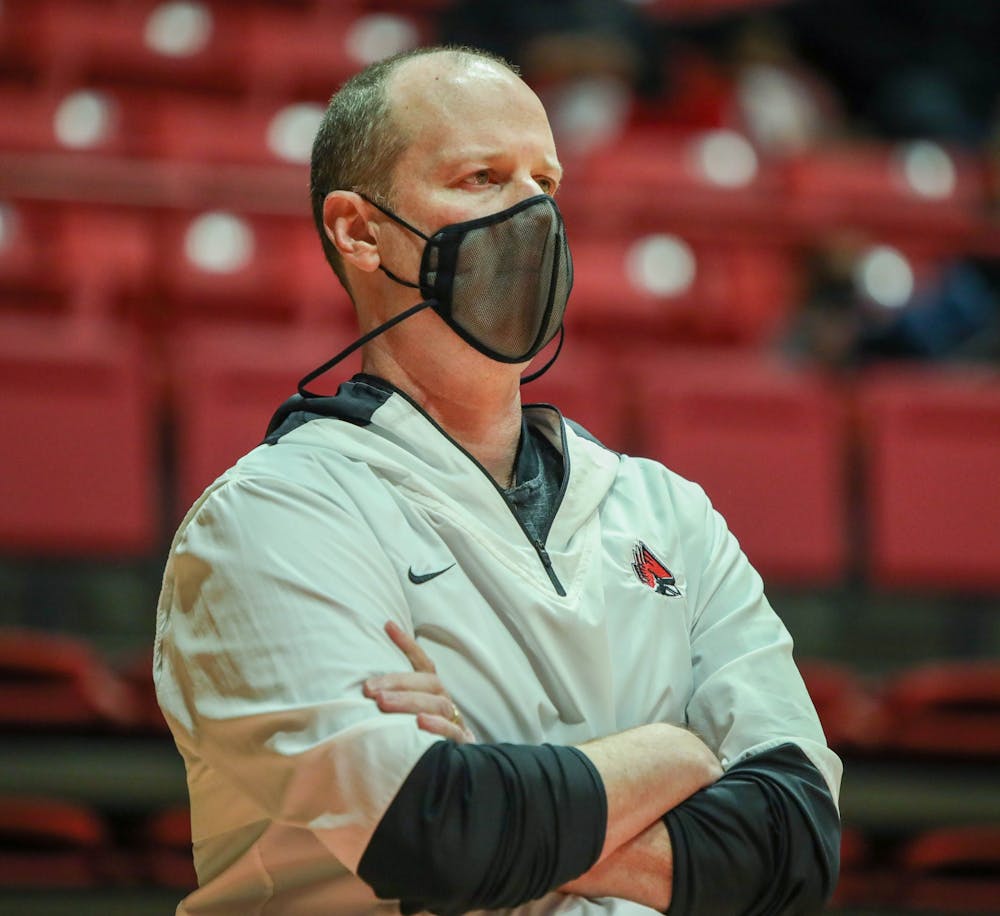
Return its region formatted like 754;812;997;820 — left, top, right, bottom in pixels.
505;176;548;206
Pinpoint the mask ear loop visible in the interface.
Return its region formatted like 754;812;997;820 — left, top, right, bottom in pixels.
521;325;564;385
358;193;429;241
297;300;433;398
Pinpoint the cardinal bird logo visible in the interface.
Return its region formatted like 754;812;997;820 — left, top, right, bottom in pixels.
632;542;681;596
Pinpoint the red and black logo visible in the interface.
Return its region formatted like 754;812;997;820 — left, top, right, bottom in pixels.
632;541;681;596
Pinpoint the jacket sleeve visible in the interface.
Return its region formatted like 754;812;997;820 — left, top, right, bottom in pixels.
664;743;840;915
359;742;605;915
673;471;843;801
154;472;606;904
664;472;843;913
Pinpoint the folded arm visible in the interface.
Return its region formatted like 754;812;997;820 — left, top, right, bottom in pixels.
360;624;720;914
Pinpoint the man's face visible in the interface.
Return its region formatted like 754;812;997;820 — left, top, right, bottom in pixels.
374;56;564;286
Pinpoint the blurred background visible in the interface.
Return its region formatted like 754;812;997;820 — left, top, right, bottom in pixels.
0;0;998;912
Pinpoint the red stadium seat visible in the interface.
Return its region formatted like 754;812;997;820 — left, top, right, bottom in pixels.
878;662;1000;758
157;210;341;324
143;806;196;889
0;796;109;888
36;0;248;94
0;84;152;157
168;321;361;515
0;314;159;555
858;366;1000;591
566;231;798;346
831;826;894;908
898;825;1000;913
56;204;157;317
0;628;137;730
149;94;321;168
798;660;881;751
0;200;60;303
636;350;849;584
565;127;782;235
783;142;985;238
522;340;634;453
243;6;423;100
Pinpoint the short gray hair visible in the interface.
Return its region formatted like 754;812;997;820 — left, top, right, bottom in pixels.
309;45;519;298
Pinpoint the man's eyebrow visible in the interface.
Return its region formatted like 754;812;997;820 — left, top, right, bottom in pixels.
437;149;564;177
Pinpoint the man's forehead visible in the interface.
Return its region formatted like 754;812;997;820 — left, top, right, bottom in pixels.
387;54;556;165
389;53;533;125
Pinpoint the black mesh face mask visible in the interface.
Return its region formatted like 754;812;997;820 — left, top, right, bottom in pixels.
298;193;572;397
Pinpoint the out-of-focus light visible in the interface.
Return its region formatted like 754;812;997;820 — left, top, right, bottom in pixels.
0;202;17;250
547;76;631;156
145;1;213;57
626;234;697;297
737;64;819;155
184;212;254;274
346;14;418;66
267;103;324;164
896;140;957;199
692;130;759;188
855;245;914;308
53;90;115;148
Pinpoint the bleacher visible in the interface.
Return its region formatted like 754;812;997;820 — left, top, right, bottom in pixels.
1;1;999;912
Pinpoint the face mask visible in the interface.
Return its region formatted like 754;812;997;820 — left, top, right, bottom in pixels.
298;193;572;397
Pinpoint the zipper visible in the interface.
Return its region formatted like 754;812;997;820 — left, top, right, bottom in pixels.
356;376;569;596
533;539;567;597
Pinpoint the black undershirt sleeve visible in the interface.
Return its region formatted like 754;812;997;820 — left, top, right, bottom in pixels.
357;741;606;915
663;742;841;916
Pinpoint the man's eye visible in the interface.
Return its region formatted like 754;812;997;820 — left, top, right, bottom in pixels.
470;171;491;185
536;177;556;194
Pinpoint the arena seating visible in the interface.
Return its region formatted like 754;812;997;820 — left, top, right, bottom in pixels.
877;661;1000;758
0;629;137;731
168;320;360;514
0;796;110;888
0;314;159;556
898;825;1000;913
858;366;1000;592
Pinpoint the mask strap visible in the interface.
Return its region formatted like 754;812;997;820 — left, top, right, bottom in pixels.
379;264;420;289
521;325;565;385
358;193;429;241
298;300;433;398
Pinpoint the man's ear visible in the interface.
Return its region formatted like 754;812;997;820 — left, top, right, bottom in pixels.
323;191;380;273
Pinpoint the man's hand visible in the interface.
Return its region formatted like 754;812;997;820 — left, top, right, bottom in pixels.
363;621;476;744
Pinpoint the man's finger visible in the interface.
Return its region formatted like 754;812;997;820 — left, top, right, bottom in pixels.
385;620;437;673
364;671;444;696
416;712;471;744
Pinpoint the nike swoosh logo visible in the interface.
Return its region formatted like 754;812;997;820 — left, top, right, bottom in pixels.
407;564;455;585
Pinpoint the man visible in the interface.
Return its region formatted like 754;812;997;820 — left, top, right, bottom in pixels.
154;46;842;915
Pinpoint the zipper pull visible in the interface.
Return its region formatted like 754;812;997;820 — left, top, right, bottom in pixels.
533;540;567;597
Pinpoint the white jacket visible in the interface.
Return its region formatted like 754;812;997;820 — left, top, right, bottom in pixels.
154;377;842;914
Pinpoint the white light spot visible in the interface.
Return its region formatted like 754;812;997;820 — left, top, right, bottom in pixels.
144;1;213;57
547;76;631;155
692;130;759;188
626;234;697;297
345;13;418;65
184;212;254;274
737;64;820;154
855;245;914;308
896;140;957;199
267;103;324;164
0;202;18;251
53;90;116;148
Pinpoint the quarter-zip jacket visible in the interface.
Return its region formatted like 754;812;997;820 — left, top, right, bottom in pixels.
154;376;842;914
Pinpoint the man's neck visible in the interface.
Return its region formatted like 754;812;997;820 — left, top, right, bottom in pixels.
362;352;523;488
